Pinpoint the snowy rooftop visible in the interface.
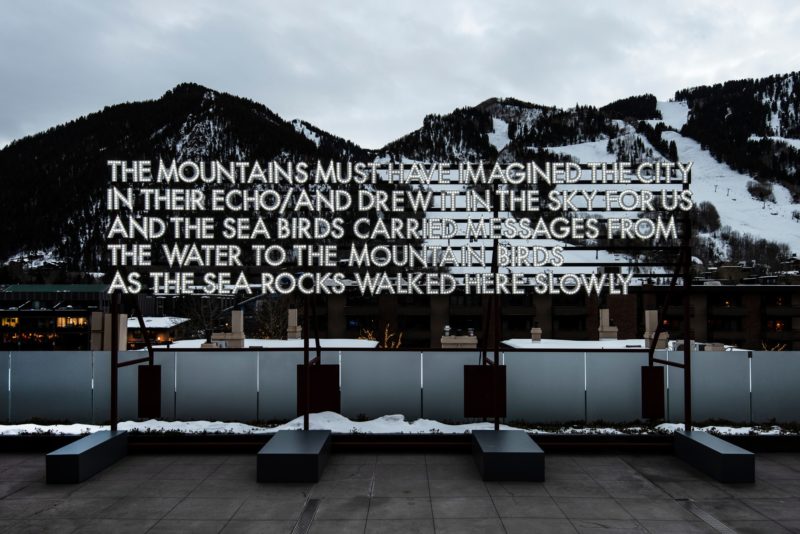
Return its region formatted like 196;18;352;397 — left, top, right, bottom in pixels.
503;338;647;350
146;337;379;349
127;316;190;329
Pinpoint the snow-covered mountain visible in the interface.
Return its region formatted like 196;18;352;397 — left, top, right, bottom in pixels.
2;72;799;278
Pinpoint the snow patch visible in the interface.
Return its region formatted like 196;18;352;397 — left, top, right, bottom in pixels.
487;118;510;151
656;101;689;130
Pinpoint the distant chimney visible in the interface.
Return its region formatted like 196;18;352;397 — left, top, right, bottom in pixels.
598;308;618;340
530;320;542;342
287;308;302;339
643;310;668;349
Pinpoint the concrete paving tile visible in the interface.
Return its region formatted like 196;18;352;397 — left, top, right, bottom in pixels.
617;498;698;521
428;479;487;497
374;463;427;480
328;454;377;465
715;480;791;499
778;520;800;533
4;517;84;533
365;518;434;534
71;518;158;533
153;463;219;480
206;463;255;481
637;520;718;533
232;497;306;521
0;481;29;499
309;479;372;498
95;497;181;520
484;481;549;497
371;478;429;498
690;498;768;521
0;498;61;519
221;520;296;533
743;498;800;521
598;480;670;500
502;517;578;534
653;480;732;500
314;496;370;520
545;479;610;498
37;497;120;519
308;519;366;533
134;478;201;498
492;495;565;518
69;479;145;498
164;497;244;521
434;517;506;533
770;480;800;497
431;496;498;519
726;520;791;533
425;463;481;481
5;482;80;500
367;497;432;520
147;519;227;533
0;465;44;482
424;454;473;466
319;463;375;481
570;518;645;532
376;454;426;465
554;497;633;520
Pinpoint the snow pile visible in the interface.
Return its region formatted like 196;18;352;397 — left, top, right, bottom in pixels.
487;118;510;151
0;412;520;436
657;423;785;436
662;130;800;252
655;101;689;130
748;134;800;150
146;338;379;350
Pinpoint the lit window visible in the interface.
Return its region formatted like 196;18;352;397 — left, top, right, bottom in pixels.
0;317;19;328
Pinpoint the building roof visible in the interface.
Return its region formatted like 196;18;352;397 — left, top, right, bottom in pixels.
127;316;190;330
2;284;109;293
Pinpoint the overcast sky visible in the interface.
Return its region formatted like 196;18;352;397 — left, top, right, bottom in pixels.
2;0;799;149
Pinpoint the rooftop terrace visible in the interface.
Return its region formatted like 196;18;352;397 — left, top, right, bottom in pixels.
0;450;798;533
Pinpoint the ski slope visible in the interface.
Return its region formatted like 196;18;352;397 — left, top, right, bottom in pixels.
662;130;800;252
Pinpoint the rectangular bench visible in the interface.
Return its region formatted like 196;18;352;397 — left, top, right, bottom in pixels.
257;430;331;483
674;430;754;483
46;430;128;484
472;430;544;481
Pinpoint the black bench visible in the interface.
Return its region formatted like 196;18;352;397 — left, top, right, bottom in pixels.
46;430;128;484
257;430;331;483
472;430;544;481
674;430;754;483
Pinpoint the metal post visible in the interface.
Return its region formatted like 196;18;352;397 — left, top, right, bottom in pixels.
110;291;119;432
493;292;501;432
303;296;310;431
683;244;692;431
312;294;321;365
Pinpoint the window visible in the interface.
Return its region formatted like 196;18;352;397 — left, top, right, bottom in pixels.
0;317;19;328
56;316;88;328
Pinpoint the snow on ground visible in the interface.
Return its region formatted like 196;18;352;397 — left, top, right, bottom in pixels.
0;413;520;436
291;119;320;147
538;138;617;164
748;134;800;150
146;338;379;350
657;423;785;436
662;130;800;252
503;338;646;350
487;118;510;151
127;316;189;330
655;101;689;130
0;413;791;436
3;248;64;268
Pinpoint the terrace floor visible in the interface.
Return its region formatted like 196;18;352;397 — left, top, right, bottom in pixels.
0;451;798;533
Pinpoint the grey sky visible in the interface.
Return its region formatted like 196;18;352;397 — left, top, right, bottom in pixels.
1;0;799;149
